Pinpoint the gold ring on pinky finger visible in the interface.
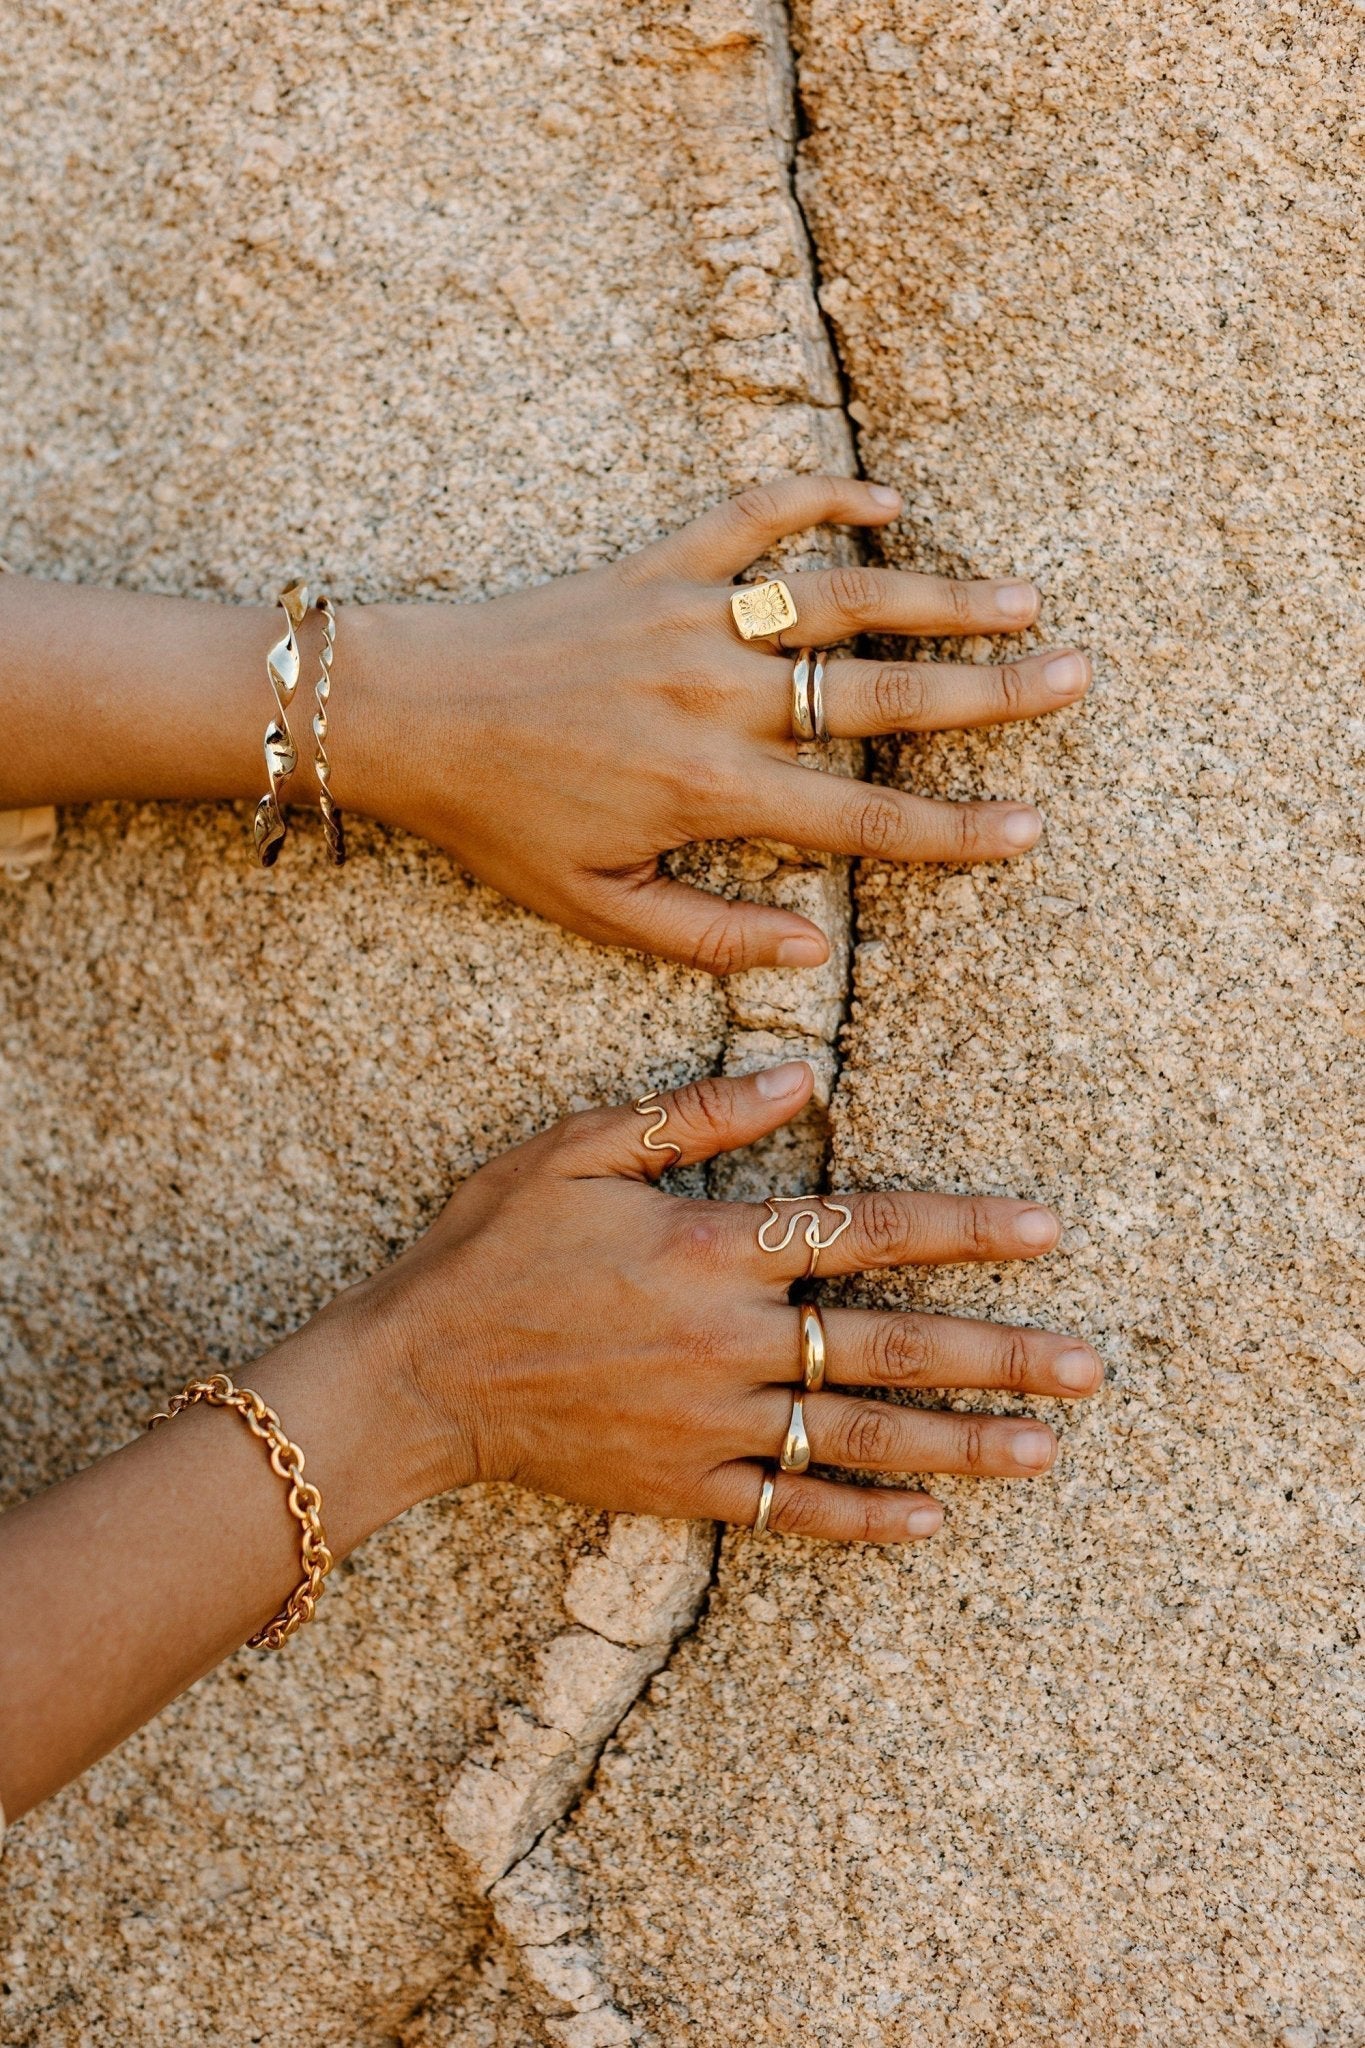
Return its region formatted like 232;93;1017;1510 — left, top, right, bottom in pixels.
780;1391;811;1473
753;1467;777;1535
800;1301;827;1392
730;576;798;642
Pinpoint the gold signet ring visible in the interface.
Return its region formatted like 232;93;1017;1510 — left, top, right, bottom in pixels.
754;1467;777;1535
730;576;798;642
800;1302;827;1393
780;1392;811;1473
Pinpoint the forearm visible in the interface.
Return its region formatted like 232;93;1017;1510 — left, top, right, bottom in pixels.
0;1288;444;1822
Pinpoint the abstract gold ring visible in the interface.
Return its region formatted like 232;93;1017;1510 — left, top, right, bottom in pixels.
634;1089;682;1168
790;649;828;742
730;576;798;642
753;1466;777;1535
780;1392;811;1473
800;1301;827;1392
757;1195;853;1278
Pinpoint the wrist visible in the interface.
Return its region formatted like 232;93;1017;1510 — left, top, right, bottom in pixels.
327;600;420;830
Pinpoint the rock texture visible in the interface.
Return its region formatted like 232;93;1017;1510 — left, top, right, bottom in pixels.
543;5;1365;2044
0;2;849;2040
5;0;1362;2044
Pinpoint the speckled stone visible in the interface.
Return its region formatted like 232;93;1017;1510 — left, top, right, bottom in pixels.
0;1;851;2040
541;5;1365;2044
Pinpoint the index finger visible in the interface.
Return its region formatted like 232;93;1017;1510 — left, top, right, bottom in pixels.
623;475;903;583
738;1188;1062;1281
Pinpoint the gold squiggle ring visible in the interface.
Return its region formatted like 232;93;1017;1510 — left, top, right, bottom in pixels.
757;1195;853;1278
634;1090;682;1169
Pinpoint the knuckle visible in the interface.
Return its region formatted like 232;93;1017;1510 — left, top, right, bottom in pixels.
953;803;987;860
730;482;785;541
870;1318;934;1387
689;906;749;978
826;563;879;626
872;663;926;728
683;1073;732;1138
965;1199;997;1260
851;1491;891;1545
999;1329;1032;1392
771;1481;824;1538
962;1418;987;1474
856;1190;906;1262
837;1402;899;1468
997;662;1026;716
857;794;906;859
943;577;973;628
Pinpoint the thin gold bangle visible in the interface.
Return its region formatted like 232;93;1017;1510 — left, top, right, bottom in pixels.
311;592;345;866
147;1371;333;1650
253;581;309;868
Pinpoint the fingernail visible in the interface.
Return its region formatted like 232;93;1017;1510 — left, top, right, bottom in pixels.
1014;1427;1055;1470
754;1060;813;1099
995;581;1037;623
1055;1347;1099;1390
1001;808;1043;849
776;934;828;966
1042;650;1089;698
867;483;902;509
1015;1207;1060;1248
906;1504;943;1537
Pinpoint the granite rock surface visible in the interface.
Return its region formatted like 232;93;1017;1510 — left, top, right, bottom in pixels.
543;4;1365;2044
4;0;1362;2044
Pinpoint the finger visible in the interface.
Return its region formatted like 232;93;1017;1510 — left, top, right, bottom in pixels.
775;563;1039;647
736;1188;1060;1280
746;761;1043;865
759;1307;1102;1398
831;1312;1102;1396
626;475;904;584
706;1461;944;1544
822;646;1091;738
560;1062;816;1181
590;871;830;976
797;1392;1058;1478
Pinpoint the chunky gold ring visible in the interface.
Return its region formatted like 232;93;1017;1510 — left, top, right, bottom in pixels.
634;1089;682;1168
800;1301;827;1392
757;1195;853;1279
753;1466;777;1535
730;576;798;642
780;1392;811;1473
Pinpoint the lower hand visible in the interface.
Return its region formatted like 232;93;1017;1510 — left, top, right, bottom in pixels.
361;1061;1101;1542
340;476;1092;973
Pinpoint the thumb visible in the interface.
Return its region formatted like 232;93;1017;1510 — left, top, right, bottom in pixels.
597;873;829;977
560;1063;816;1180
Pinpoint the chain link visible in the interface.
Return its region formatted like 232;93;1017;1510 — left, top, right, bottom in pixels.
147;1372;333;1650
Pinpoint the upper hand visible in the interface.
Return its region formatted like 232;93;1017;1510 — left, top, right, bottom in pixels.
340;476;1091;972
355;1063;1102;1544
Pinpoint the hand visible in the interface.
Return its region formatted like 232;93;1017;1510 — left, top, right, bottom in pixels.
341;475;1091;973
362;1062;1102;1542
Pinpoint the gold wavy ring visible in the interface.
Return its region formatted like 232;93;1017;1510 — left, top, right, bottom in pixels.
800;1301;827;1392
633;1090;682;1168
757;1195;853;1279
780;1392;811;1473
312;593;346;866
254;580;308;868
753;1467;777;1535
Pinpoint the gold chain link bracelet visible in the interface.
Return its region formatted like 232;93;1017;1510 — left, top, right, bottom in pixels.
147;1371;333;1650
